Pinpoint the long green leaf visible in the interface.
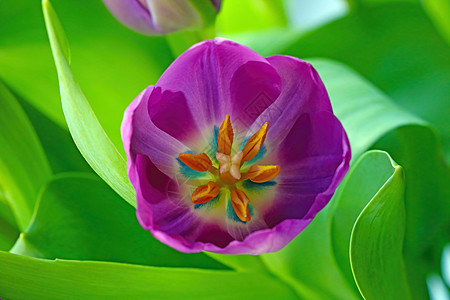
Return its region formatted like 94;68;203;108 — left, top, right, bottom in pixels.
0;251;297;299
0;80;52;230
42;0;135;206
350;160;412;300
10;173;225;270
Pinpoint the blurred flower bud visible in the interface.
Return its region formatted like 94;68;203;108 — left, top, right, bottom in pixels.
103;0;221;35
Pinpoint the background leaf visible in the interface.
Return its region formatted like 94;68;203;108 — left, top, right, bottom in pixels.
312;59;449;298
226;2;450;161
10;173;225;269
0;80;52;230
217;0;287;34
0;250;298;300
350;159;412;299
0;0;174;151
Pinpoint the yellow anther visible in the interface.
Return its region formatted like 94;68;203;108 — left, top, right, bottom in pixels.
230;188;251;222
218;114;234;155
191;181;221;204
246;165;280;183
241;122;268;162
178;153;212;172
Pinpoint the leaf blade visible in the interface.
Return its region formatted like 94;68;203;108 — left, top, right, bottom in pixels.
42;0;135;206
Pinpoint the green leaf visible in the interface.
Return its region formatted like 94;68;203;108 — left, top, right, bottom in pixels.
217;0;287;34
261;151;402;299
0;80;52;230
0;190;19;251
17;96;92;174
350;157;412;300
42;0;135;206
0;0;174;152
10;173;225;269
0;251;297;300
423;0;450;44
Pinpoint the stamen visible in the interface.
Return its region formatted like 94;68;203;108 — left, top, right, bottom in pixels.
191;181;221;204
178;153;213;172
241;122;268;162
245;165;280;183
230;188;251;222
218;114;234;155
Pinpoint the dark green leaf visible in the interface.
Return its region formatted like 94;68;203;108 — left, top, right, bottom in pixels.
10;173;225;270
0;80;52;230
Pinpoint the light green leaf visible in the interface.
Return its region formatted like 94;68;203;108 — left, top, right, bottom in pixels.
10;173;225;269
0;80;52;230
217;0;287;34
423;0;450;44
0;251;297;299
42;0;135;206
350;157;412;300
261;151;401;299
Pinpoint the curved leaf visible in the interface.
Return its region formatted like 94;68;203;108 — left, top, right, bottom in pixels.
350;158;412;299
42;0;135;206
261;151;403;299
0;251;297;300
0;80;52;230
10;173;225;270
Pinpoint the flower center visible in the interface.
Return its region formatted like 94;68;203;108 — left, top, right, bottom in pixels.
178;115;280;222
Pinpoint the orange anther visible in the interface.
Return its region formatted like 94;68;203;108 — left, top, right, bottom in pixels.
230;188;251;222
191;181;221;204
246;165;280;183
178;153;212;172
241;122;268;162
218;114;234;155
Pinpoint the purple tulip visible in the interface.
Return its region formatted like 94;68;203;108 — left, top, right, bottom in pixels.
122;38;351;254
103;0;221;35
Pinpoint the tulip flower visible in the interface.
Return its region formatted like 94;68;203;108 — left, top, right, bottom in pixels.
103;0;221;35
122;38;351;254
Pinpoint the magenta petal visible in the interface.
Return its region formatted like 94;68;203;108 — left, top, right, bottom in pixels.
103;0;203;35
265;111;351;226
155;38;281;131
247;55;332;149
121;85;189;177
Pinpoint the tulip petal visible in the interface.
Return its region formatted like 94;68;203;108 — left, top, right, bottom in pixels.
155;39;281;134
121;85;189;177
264;111;350;226
246;55;332;151
103;0;201;35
